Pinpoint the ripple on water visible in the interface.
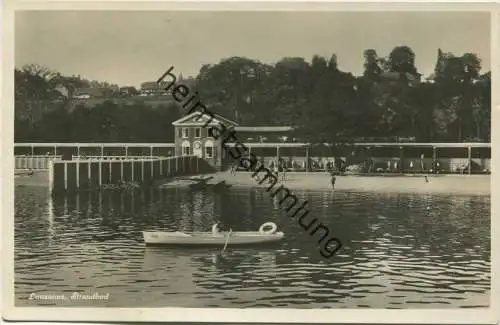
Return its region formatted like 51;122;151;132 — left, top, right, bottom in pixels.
14;186;490;308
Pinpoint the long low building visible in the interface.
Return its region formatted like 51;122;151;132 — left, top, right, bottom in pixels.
14;111;491;174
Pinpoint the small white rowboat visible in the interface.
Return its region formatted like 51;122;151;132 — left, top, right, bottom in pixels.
143;222;284;246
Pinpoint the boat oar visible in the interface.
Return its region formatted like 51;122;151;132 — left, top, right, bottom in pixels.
222;229;232;253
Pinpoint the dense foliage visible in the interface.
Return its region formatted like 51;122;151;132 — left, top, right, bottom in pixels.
15;46;490;143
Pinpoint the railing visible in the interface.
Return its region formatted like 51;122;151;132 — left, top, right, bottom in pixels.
71;155;163;161
15;155;62;170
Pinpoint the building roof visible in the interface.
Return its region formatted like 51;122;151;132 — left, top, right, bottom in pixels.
14;143;176;148
120;86;137;92
224;142;310;148
234;126;294;132
223;142;491;148
14;142;491;149
354;142;491;148
172;111;239;127
141;82;160;90
74;88;105;97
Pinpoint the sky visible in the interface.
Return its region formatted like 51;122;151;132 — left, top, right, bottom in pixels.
15;11;491;88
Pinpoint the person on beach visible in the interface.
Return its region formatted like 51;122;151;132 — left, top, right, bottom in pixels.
339;159;346;173
230;163;236;176
279;160;286;182
330;175;336;190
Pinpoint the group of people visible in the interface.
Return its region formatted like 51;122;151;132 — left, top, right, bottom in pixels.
229;160;287;182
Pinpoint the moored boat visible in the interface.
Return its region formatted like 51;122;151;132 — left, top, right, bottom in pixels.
189;180;232;191
143;222;283;246
212;180;232;191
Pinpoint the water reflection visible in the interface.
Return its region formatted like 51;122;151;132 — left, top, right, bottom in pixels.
14;186;490;308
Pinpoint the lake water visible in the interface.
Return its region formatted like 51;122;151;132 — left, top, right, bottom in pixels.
14;184;490;308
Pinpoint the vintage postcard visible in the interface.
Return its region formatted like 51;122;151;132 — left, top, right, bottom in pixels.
2;1;499;324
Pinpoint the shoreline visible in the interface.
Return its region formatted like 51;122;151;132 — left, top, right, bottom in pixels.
207;171;491;196
14;170;490;196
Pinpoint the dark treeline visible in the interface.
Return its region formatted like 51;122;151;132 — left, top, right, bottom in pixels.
15;46;491;143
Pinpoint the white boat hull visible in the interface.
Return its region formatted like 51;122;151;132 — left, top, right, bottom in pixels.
143;231;284;246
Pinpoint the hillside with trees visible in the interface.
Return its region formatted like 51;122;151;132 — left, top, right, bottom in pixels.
14;46;490;143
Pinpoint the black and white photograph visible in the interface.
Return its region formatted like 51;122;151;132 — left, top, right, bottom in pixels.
2;2;498;323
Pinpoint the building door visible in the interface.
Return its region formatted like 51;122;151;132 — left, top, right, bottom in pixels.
193;141;203;158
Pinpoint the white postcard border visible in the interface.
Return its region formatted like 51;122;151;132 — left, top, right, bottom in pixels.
2;1;498;324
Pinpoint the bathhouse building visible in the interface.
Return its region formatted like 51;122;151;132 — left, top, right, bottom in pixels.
171;111;296;170
172;112;239;169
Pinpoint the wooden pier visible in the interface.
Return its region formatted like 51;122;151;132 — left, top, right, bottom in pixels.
48;155;213;194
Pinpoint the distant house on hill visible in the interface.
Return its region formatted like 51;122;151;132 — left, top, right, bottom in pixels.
157;75;197;95
140;81;160;95
119;86;139;96
54;85;69;98
109;85;120;93
74;88;106;99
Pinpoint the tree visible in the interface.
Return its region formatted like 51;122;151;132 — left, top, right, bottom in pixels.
386;46;418;76
431;52;485;141
14;47;490;144
363;49;382;79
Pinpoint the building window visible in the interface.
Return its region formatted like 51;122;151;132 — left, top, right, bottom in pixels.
181;141;191;156
205;140;214;158
182;128;189;138
194;128;201;138
208;127;220;138
177;128;182;138
206;147;213;158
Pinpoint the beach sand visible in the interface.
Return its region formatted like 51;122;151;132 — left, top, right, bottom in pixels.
207;171;490;196
14;170;50;187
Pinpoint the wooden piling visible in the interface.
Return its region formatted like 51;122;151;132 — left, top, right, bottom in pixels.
141;160;145;182
88;162;92;186
48;161;54;195
64;162;68;191
76;160;80;189
109;160;112;184
98;160;102;186
131;160;135;181
468;146;472;175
